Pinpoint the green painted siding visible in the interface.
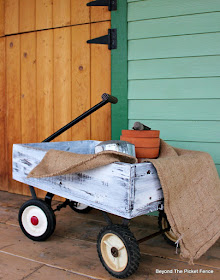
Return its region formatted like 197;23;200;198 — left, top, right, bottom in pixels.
127;0;220;176
111;0;128;140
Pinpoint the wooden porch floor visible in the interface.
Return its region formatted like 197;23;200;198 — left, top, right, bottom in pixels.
0;190;219;280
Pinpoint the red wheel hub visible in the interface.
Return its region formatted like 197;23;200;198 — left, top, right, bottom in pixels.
31;216;39;226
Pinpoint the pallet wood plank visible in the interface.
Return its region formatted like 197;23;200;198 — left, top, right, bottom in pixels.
71;24;91;140
4;0;19;35
0;0;4;37
53;0;71;28
19;0;36;33
91;21;111;141
53;27;72;142
0;37;8;191
21;32;37;195
36;0;53;30
71;0;90;25
6;35;23;194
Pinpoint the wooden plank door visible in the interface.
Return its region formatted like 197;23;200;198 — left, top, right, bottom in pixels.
0;37;8;191
1;1;111;197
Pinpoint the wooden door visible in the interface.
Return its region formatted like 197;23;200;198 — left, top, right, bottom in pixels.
1;1;111;197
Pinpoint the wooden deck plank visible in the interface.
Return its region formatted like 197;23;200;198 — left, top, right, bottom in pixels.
0;190;219;270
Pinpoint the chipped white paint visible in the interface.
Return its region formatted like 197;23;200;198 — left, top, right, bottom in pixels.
13;141;163;219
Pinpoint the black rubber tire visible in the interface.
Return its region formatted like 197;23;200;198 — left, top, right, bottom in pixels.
69;201;91;214
97;224;140;279
158;211;177;247
18;199;56;242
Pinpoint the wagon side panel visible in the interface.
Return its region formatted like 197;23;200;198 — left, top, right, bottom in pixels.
131;163;163;218
13;144;132;218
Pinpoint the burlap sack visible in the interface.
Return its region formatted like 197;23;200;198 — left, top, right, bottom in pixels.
27;149;137;178
143;140;220;263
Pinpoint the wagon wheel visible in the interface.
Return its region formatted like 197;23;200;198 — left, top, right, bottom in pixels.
97;225;140;279
158;210;177;247
18;199;56;241
69;201;91;214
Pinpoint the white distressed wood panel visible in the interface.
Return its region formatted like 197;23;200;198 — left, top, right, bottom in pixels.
13;141;163;219
132;163;163;217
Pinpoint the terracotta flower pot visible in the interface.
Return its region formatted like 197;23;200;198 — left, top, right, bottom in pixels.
120;136;160;148
121;130;160;138
135;147;160;158
120;130;160;159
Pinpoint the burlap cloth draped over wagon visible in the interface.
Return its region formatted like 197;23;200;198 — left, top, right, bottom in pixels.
28;140;220;263
142;140;220;264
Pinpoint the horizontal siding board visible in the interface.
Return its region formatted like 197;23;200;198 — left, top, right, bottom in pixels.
128;56;220;79
128;0;220;21
129;13;220;40
128;78;220;99
128;100;220;120
164;141;220;164
128;120;220;143
128;33;220;60
128;12;220;39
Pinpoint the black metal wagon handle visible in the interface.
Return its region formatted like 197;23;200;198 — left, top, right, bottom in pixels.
29;93;118;198
43;93;118;142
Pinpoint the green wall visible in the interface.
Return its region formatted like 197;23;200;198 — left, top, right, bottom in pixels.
127;0;220;176
111;0;128;140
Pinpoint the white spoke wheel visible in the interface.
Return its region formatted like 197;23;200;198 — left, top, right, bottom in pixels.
18;199;56;241
97;225;140;279
158;211;178;247
69;201;91;214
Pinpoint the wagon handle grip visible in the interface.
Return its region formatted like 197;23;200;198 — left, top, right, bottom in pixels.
42;93;118;143
102;93;118;104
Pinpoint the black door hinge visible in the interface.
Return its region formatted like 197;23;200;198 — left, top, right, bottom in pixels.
87;29;117;50
87;0;117;11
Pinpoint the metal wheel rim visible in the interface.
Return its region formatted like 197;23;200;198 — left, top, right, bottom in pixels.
101;233;128;272
74;203;89;210
162;217;178;243
22;205;48;237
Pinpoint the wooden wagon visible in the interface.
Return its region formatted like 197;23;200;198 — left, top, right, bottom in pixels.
12;94;177;279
